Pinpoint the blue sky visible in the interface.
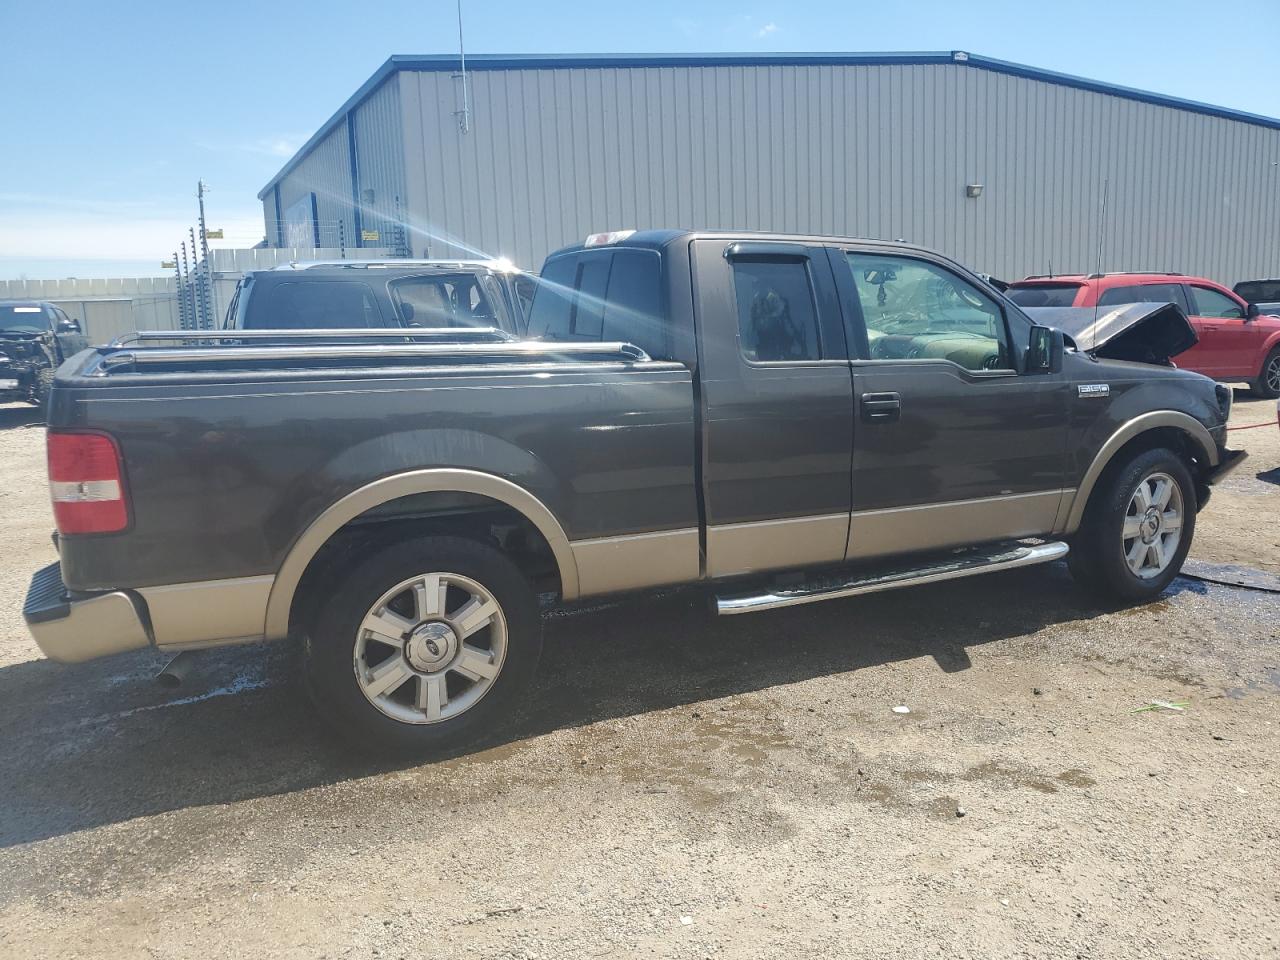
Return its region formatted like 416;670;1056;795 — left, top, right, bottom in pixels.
2;0;1278;279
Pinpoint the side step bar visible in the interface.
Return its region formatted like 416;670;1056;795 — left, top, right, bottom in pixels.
716;540;1069;616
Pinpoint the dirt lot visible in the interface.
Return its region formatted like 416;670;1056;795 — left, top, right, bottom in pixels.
0;395;1277;959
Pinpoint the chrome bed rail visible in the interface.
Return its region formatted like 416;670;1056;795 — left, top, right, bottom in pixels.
93;339;653;373
109;326;514;346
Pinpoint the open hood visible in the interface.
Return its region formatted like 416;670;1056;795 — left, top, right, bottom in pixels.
1022;301;1198;365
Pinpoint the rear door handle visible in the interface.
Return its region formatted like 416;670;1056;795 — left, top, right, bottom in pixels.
861;391;901;423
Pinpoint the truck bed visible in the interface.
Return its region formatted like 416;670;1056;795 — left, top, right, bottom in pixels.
51;336;698;593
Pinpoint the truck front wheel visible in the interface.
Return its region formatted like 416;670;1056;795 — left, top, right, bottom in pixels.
303;535;542;756
1068;447;1196;603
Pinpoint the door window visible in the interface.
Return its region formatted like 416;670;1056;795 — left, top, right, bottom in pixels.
845;254;1012;371
390;275;495;328
1187;286;1245;319
729;259;822;362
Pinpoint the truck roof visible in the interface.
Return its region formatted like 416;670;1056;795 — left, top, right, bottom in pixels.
545;229;938;260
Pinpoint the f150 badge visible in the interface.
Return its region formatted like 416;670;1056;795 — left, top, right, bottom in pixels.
1078;383;1111;398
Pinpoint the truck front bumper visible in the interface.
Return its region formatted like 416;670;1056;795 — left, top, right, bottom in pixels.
23;562;152;664
1205;448;1248;485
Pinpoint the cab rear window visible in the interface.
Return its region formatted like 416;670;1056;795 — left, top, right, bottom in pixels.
527;249;667;358
1006;284;1082;308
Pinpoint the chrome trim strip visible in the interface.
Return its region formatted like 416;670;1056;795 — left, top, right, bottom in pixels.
139;575;275;649
717;541;1069;615
1061;411;1219;535
265;469;580;639
846;490;1067;560
570;527;701;596
109;327;515;346
706;513;849;578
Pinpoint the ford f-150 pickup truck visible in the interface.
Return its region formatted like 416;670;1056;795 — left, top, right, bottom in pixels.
24;230;1245;754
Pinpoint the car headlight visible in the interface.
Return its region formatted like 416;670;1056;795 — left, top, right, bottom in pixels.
1215;383;1233;421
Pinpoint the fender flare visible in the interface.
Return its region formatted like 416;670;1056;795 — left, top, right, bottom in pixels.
263;468;580;639
1061;411;1219;535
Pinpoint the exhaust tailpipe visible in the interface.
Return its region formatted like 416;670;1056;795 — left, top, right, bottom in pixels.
156;651;197;688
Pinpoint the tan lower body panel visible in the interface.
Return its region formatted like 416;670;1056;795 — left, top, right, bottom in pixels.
846;490;1071;560
138;575;275;649
570;527;700;596
706;513;849;578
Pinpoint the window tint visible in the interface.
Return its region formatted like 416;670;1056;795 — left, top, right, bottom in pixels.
601;250;664;356
251;280;381;329
846;253;1011;371
1007;283;1081;308
730;259;821;362
1097;283;1185;307
1235;280;1280;303
1189;286;1245;319
526;250;668;358
568;257;609;339
391;274;495;328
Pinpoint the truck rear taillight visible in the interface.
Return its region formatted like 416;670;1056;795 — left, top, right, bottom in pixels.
47;431;129;534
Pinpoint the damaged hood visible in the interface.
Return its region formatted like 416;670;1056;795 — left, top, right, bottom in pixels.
1022;301;1198;365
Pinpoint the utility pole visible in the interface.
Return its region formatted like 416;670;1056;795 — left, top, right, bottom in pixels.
181;240;197;331
173;251;187;330
197;181;216;328
189;227;206;329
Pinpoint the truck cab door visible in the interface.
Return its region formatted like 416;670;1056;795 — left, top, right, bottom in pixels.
832;247;1069;559
692;240;854;578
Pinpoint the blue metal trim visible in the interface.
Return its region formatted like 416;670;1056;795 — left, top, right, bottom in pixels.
259;50;1280;200
346;112;363;249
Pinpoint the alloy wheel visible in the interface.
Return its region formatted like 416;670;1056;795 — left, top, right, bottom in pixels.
1121;472;1184;580
353;572;507;724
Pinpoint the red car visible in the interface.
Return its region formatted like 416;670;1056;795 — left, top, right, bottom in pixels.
1008;273;1280;398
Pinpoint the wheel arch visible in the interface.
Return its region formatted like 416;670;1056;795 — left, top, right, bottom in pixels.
1061;411;1218;535
263;469;580;639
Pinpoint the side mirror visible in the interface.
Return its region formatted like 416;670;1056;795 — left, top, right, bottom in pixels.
1246;302;1261;320
1026;324;1064;374
56;318;81;334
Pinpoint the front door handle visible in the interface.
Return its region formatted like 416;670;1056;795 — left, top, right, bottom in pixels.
861;391;901;423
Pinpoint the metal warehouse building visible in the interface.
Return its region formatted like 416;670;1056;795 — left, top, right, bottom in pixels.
259;51;1280;282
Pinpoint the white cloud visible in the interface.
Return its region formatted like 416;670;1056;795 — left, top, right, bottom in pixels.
0;208;267;264
758;22;778;37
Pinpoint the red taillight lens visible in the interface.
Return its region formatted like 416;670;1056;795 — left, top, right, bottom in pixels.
47;431;129;534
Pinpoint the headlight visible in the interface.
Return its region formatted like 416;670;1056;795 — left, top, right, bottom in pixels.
1215;383;1233;421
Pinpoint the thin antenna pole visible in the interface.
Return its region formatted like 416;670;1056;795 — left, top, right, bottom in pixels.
455;0;470;133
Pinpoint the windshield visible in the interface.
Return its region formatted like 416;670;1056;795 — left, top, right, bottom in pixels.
0;305;51;332
1007;284;1082;308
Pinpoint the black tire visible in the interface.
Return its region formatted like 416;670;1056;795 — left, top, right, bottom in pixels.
32;367;55;413
303;535;541;757
1249;347;1280;399
1068;446;1196;604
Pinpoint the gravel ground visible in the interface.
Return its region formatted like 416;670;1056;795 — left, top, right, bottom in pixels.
0;396;1277;959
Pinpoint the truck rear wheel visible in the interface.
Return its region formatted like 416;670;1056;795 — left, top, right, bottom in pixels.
1249;347;1280;399
303;535;542;756
1068;447;1196;603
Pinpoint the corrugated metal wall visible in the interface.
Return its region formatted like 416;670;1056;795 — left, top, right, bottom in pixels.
275;120;357;249
353;74;406;244
380;61;1279;282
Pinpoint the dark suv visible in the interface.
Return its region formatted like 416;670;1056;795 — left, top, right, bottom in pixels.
0;301;88;408
223;260;531;335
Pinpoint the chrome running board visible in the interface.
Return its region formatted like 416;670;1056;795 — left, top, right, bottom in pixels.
715;540;1069;615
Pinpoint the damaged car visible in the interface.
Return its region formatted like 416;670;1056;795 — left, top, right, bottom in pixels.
0;301;88;409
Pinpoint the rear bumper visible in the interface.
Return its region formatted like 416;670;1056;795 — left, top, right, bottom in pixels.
23;562;152;664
